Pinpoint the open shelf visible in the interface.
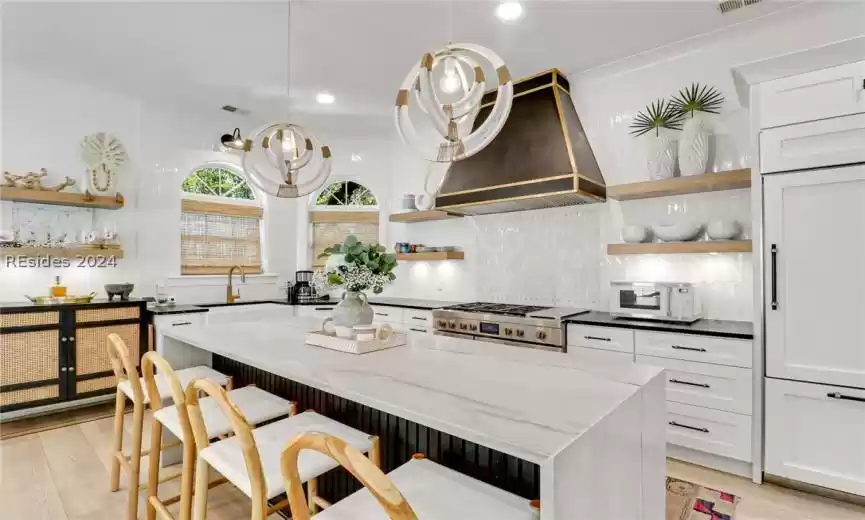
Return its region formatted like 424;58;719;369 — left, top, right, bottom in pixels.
1;245;125;259
389;210;461;223
607;169;751;201
607;240;752;255
396;251;464;261
0;187;124;209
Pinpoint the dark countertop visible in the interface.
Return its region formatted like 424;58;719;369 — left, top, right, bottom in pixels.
147;304;211;315
368;297;464;310
1;298;147;312
563;311;753;340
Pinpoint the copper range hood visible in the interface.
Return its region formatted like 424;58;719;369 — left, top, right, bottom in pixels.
435;69;606;215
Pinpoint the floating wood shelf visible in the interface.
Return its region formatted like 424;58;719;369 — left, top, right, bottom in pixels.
396;251;464;261
607;169;751;201
607;240;752;255
389;210;461;223
0;187;124;209
1;246;125;259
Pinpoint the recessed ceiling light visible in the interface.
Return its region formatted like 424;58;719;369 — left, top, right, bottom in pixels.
315;92;335;104
351;154;362;162
495;2;523;22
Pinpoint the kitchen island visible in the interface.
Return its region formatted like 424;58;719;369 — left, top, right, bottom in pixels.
162;314;665;520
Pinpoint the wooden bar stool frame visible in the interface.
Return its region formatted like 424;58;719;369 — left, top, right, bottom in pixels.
141;351;240;520
281;432;416;520
186;379;378;520
107;333;187;520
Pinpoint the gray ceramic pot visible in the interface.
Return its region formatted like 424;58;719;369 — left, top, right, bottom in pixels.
332;291;373;327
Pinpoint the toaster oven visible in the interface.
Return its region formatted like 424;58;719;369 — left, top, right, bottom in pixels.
610;282;701;323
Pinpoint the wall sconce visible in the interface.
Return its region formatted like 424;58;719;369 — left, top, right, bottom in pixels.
220;128;245;151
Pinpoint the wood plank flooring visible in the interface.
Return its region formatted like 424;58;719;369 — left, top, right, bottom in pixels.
2;411;864;520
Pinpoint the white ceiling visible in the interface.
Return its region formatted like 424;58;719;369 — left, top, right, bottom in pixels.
3;0;801;120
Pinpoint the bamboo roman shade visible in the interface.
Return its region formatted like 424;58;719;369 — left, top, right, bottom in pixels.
311;211;379;268
181;199;263;275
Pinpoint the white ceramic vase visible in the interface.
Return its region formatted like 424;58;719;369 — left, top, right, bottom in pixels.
642;129;677;181
678;113;710;176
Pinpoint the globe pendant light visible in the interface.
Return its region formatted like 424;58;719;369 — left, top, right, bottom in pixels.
241;123;331;198
395;42;513;164
240;0;332;199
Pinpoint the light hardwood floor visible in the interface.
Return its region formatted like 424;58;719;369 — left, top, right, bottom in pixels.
2;412;864;520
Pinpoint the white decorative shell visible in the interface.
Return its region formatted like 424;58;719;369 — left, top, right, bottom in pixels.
81;133;128;173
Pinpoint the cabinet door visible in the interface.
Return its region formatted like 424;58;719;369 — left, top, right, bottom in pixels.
759;60;865;128
71;306;142;399
765;378;865;496
764;165;865;388
0;313;62;411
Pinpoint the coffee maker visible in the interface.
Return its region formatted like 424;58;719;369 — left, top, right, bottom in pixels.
292;270;318;304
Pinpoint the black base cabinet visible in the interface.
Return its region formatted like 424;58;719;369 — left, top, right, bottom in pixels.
0;300;147;413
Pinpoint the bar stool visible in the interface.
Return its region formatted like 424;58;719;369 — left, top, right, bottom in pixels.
106;333;231;520
141;351;295;520
281;432;541;520
185;379;380;520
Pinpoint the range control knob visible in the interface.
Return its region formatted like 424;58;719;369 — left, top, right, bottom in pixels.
459;323;468;331
448;320;456;329
469;324;478;332
437;320;447;328
504;328;513;336
536;330;547;340
516;329;525;338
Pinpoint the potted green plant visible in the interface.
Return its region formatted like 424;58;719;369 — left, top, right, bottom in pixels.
630;98;683;180
670;83;725;176
317;235;398;327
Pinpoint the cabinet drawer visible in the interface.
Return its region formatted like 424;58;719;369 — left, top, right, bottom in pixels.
765;378;865;496
760;113;865;173
405;309;433;326
666;402;752;462
759;60;865;129
371;306;404;324
568;345;634;364
567;325;634;354
156;314;205;329
636;355;752;415
406;325;431;335
635;331;751;368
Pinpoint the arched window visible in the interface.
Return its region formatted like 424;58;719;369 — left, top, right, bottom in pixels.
314;180;377;207
180;165;263;275
310;180;379;268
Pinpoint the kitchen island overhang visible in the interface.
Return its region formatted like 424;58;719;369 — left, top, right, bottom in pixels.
162;316;665;520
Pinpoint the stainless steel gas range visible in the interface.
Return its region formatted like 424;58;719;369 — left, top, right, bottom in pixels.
433;302;589;351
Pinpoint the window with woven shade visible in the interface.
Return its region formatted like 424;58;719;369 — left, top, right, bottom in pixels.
311;181;379;268
180;166;263;275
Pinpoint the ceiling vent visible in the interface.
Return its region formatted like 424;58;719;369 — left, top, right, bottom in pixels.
718;0;762;14
221;105;239;113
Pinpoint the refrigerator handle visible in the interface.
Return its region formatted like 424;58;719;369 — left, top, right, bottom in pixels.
770;244;779;310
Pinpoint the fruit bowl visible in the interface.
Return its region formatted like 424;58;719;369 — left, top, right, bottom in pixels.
652;223;703;242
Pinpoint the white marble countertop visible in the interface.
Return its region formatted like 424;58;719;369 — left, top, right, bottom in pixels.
164;315;662;464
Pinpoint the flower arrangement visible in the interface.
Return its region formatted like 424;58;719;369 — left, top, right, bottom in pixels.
317;235;398;294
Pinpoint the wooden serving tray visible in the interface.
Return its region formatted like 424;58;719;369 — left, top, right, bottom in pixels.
305;330;406;355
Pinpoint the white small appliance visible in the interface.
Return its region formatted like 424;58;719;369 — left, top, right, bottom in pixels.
610;281;701;323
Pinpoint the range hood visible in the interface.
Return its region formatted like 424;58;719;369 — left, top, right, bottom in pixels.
435;69;606;215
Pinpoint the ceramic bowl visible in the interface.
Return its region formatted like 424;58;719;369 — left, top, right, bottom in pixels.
652;223;703;242
707;219;742;240
621;226;649;243
414;193;434;211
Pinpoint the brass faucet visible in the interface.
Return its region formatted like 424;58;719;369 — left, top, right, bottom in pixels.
226;265;246;303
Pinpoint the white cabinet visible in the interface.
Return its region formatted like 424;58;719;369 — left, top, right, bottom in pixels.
371;306;404;325
636;355;752;415
764;165;865;388
295;305;334;321
759;60;865;128
566;325;634;355
666;402;752;462
765;378;865;496
635;331;751;368
153;313;205;355
760;113;865;173
568;345;634;364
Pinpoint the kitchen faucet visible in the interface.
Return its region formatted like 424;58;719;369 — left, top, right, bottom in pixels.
226;265;246;303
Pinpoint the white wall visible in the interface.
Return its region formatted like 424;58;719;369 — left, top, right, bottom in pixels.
379;1;864;321
0;63;297;303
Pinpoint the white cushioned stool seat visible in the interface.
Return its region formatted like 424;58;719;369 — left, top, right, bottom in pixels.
200;410;374;499
153;386;291;441
315;458;539;520
118;365;228;403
